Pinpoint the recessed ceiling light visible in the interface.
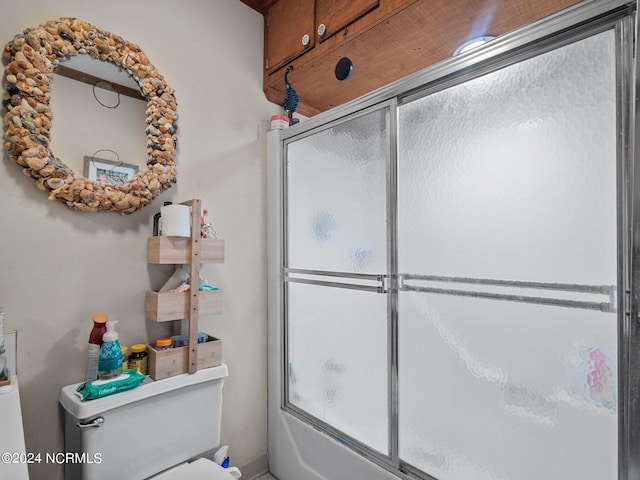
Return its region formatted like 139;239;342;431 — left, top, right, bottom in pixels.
453;35;496;56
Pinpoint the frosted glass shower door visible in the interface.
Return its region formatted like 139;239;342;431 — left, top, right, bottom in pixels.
397;31;619;480
284;107;391;455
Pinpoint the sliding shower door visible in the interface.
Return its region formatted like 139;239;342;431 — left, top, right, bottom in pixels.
270;3;633;480
283;107;392;457
397;29;619;480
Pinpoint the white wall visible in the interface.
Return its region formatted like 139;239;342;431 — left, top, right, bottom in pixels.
0;2;279;479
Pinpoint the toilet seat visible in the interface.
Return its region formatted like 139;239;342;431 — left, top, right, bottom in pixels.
151;458;234;480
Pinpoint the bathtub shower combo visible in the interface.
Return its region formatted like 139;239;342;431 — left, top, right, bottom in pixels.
267;1;640;480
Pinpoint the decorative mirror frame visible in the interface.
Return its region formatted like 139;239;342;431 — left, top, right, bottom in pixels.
2;17;177;214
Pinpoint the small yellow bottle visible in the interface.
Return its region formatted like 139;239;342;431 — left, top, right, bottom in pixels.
121;345;129;370
129;344;148;375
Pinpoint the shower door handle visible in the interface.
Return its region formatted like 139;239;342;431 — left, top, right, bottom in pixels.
284;268;389;293
398;273;616;312
76;417;104;429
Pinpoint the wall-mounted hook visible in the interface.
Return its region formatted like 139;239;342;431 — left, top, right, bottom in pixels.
335;29;353;81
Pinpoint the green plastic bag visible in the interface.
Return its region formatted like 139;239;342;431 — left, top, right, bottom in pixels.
75;369;146;401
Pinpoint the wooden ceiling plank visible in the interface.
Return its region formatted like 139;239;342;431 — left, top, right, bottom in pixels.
265;0;580;115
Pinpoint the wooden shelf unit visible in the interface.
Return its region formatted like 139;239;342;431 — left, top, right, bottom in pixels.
147;237;224;264
144;199;224;378
145;290;223;323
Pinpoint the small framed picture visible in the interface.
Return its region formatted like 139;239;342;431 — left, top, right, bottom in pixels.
83;156;139;185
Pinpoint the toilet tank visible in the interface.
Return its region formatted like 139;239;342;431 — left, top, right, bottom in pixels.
59;364;228;480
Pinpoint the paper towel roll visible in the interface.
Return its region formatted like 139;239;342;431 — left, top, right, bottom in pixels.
161;204;191;237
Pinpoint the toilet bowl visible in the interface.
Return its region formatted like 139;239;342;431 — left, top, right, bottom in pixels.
59;364;231;480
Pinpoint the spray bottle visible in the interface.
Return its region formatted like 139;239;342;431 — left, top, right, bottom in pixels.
98;321;123;380
87;312;108;381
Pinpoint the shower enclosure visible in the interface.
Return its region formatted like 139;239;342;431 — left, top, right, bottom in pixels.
267;1;640;479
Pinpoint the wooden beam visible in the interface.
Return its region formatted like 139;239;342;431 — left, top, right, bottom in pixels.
54;64;146;101
239;0;269;15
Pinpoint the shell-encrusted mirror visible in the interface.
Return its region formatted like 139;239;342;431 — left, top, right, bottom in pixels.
2;17;177;214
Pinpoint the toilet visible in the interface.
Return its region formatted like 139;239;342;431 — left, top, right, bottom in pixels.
59;364;234;480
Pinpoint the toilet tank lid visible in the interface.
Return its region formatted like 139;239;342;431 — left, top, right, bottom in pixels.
59;364;228;420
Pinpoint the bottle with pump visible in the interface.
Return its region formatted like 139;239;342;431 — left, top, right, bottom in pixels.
87;312;108;381
98;321;122;380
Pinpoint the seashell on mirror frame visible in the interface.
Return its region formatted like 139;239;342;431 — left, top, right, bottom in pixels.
2;17;178;214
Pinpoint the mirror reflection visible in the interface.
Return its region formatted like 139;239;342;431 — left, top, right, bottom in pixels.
49;56;148;177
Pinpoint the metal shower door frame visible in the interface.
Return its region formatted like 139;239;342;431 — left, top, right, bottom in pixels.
268;1;640;479
281;100;397;469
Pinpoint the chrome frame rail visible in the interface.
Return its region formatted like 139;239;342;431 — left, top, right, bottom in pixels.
400;274;617;313
623;2;640;479
284;267;387;282
284;267;389;293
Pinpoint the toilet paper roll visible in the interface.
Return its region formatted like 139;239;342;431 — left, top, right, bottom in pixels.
161;204;191;237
